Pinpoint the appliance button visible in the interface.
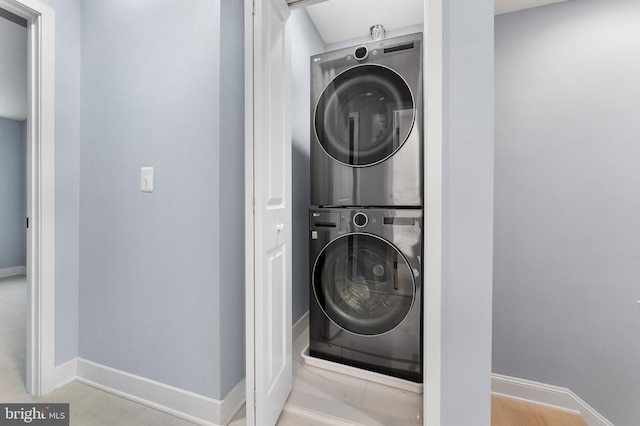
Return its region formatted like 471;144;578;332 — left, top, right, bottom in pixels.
353;212;368;227
354;45;368;60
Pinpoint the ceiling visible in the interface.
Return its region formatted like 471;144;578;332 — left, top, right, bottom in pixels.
305;0;567;45
495;0;566;15
305;0;424;45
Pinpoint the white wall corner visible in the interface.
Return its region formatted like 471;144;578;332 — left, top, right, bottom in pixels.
0;266;27;278
53;357;78;388
220;378;246;425
75;358;245;426
491;373;614;426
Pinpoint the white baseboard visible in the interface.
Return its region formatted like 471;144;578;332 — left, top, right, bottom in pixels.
0;266;26;278
491;373;614;426
48;316;307;425
293;311;309;341
53;358;244;426
54;358;78;388
219;378;246;426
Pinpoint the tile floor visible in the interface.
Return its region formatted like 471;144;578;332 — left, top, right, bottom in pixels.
1;275;422;425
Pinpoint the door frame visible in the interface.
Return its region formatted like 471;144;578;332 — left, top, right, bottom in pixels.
0;0;56;396
424;0;443;424
244;0;255;418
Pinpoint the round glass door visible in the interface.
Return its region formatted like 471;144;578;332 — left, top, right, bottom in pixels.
315;64;415;167
313;233;416;336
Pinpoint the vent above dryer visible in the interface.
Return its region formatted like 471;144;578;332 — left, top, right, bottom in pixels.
370;24;385;41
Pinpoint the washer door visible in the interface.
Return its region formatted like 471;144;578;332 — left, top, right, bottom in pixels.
313;233;416;336
315;64;415;167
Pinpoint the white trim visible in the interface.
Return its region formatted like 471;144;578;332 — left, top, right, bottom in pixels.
0;266;27;278
292;311;309;342
220;379;246;426
53;359;246;426
243;0;256;423
70;358;245;426
424;0;443;425
53;357;77;388
491;374;614;426
0;0;56;397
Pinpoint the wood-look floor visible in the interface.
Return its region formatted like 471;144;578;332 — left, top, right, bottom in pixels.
492;396;587;426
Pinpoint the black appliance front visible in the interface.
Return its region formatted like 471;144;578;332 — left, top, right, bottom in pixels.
309;208;423;383
310;33;423;208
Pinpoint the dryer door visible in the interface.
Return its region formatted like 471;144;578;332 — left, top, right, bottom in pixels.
313;233;416;336
314;64;415;167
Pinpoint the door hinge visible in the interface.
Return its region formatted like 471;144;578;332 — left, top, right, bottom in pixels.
26;217;29;229
253;389;256;407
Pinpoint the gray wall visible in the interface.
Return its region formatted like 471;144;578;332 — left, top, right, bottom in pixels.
0;117;26;269
440;0;494;424
79;0;243;400
0;15;27;120
39;0;83;366
493;1;640;425
290;9;326;325
219;0;246;396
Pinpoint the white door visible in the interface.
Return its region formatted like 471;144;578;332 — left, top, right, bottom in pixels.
245;0;292;425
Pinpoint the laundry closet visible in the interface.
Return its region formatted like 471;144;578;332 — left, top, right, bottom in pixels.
247;0;494;424
285;0;426;422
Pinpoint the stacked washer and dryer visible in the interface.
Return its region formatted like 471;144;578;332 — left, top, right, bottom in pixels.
308;33;424;384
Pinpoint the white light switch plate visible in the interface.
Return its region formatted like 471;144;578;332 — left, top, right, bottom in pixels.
140;167;154;192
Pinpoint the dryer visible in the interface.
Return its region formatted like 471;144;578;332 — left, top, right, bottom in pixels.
310;33;423;208
309;207;422;383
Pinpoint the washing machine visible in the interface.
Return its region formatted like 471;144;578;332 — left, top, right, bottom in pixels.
309;207;422;383
310;33;423;208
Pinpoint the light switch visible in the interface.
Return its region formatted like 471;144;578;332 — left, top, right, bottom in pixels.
140;167;154;193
